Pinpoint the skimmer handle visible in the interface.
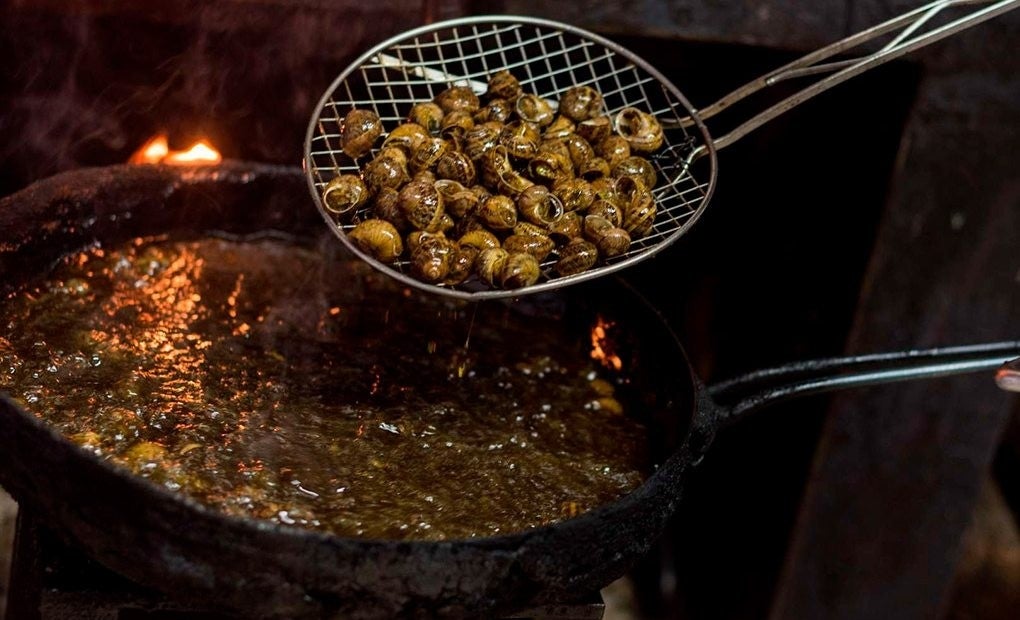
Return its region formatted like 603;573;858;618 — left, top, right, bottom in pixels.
681;0;1019;155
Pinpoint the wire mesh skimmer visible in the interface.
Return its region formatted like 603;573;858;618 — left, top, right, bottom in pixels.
305;0;1018;301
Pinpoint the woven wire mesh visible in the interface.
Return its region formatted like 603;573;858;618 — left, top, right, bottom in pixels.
305;17;714;300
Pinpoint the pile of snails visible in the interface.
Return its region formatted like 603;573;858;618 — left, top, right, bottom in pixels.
320;69;664;291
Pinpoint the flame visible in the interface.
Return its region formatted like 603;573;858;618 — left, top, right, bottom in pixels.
129;134;169;164
165;140;221;165
129;134;222;166
590;316;623;371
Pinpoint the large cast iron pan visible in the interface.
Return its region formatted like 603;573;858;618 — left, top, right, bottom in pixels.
0;163;1016;619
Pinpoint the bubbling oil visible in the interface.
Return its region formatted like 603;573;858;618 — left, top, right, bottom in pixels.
0;236;648;540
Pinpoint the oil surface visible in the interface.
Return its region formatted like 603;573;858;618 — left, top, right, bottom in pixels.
0;236;648;540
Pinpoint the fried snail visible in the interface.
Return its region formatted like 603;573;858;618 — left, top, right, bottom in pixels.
321;70;668;291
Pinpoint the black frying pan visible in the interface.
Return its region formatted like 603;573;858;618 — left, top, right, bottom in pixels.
0;163;1015;619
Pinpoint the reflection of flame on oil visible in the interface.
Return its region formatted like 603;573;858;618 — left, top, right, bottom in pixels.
590;316;623;371
129;134;222;166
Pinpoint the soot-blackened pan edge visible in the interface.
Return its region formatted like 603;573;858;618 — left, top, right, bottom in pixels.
0;163;1015;619
0;162;700;619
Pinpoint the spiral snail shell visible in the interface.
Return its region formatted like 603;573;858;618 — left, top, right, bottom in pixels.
614;107;664;153
322;174;369;215
398;178;445;232
341;109;383;159
487;70;522;101
408;102;444;135
558;86;604;122
410;233;455;283
348;219;404;263
500;252;541;289
554;238;599;276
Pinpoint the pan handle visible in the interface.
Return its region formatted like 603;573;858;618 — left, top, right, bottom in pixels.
677;0;1019;154
707;341;1020;429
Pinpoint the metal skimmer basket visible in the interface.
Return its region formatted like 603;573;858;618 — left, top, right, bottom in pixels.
305;2;1017;301
304;16;715;300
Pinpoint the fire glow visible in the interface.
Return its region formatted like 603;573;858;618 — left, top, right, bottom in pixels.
590;316;623;371
129;134;222;166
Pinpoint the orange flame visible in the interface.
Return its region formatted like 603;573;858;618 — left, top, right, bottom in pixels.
590;316;623;371
129;134;222;166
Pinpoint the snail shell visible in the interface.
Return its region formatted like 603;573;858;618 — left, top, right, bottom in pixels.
529;150;574;185
409;137;449;174
477;194;518;231
612;155;658;190
577;156;610;181
481;145;513;183
513;221;550;238
517;184;564;227
476;247;510;287
383;123;429;155
515;94;555;127
458;229;501;252
500;252;541;289
371;186;407;231
445;243;479;286
554;238;599;276
463;124;501;161
413;169;437;185
408;102;444;135
398;178;445;232
500;121;540;160
322;174;369;215
558;86;604;121
405;230;427;254
562;133;596;169
503;233;555;262
538;138;572;162
596;135;631;168
440;110;475;142
435;150;477;186
583;215;631;258
453;214;488;238
348;219;404;263
435;179;479;219
473;98;513;124
470;184;493;204
410;233;455;283
622;199;656;239
434;86;480;114
487;70;522;101
614;107;664;152
543;115;576;141
376;146;408;169
495;168;535;198
576;116;612;144
619;178;657;238
587;199;623;228
437;213;456;234
552;178;595;212
363;151;410;193
546;210;584;244
590;177;620;203
341;109;383;159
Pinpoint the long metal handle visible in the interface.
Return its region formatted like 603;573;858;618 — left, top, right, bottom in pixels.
708;341;1020;428
683;0;1019;155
